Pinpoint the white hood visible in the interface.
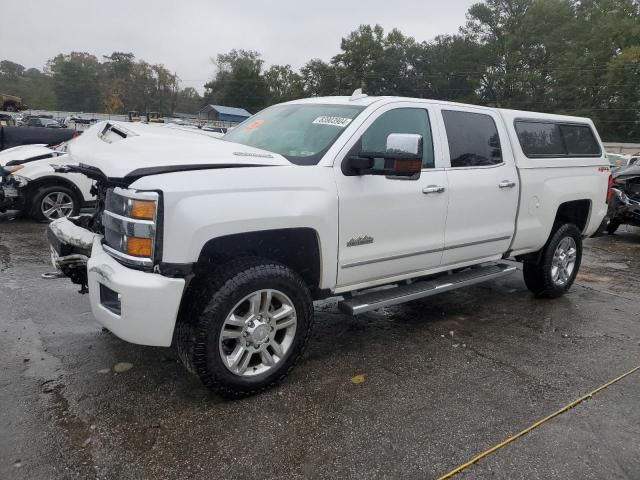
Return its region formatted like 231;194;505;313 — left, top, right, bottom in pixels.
68;121;290;179
0;145;54;167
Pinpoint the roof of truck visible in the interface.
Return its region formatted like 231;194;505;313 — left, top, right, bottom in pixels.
288;95;593;124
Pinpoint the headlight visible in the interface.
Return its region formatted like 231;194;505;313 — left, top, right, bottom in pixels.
10;174;29;187
102;187;160;268
5;165;24;174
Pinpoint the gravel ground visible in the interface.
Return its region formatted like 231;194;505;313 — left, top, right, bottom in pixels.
1;214;639;479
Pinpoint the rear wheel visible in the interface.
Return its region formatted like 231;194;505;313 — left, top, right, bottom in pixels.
181;257;314;398
523;223;582;298
30;185;80;222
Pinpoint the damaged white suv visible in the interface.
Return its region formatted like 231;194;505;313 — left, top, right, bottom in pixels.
48;94;610;397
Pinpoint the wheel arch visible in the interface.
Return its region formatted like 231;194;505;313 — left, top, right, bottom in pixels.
553;199;592;234
24;175;85;206
195;228;324;295
518;199;591;264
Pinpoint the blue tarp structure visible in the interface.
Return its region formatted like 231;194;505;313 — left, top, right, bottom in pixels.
199;104;251;123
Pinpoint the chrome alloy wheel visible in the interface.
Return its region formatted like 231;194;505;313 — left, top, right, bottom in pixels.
218;289;297;377
41;192;74;220
551;236;577;286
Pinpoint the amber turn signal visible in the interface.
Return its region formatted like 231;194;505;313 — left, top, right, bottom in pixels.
129;199;156;219
393;159;422;172
126;236;152;257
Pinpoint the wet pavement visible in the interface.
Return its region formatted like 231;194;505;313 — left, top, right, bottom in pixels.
1;214;639;479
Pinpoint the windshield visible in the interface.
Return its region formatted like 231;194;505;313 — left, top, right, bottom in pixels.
223;104;365;165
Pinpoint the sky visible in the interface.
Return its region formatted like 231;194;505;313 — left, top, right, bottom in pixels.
1;0;478;92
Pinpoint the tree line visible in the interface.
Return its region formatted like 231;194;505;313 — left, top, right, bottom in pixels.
1;0;639;141
0;52;202;115
204;0;640;142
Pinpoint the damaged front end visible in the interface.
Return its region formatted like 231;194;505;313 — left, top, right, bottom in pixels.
0;165;28;212
607;165;640;231
47;163;121;292
48;216;98;292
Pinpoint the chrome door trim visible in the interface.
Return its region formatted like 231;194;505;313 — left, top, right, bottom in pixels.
341;247;443;269
341;235;511;269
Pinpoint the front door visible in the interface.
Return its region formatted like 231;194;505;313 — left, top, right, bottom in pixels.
437;106;519;266
334;104;449;290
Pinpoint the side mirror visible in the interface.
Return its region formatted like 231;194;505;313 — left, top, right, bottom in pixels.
346;133;423;177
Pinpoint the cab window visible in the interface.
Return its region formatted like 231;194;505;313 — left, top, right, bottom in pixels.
358;108;435;169
442;110;502;167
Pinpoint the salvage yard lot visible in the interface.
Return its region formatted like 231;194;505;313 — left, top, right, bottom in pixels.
1;217;639;480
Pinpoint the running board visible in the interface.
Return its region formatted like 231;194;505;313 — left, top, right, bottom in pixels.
338;263;519;315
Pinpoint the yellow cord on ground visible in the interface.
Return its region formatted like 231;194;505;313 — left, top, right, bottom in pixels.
437;364;640;480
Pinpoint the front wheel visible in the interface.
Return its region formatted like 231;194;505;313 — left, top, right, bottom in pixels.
30;185;80;222
184;257;314;398
523;223;582;298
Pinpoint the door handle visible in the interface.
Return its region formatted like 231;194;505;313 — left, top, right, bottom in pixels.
498;180;516;189
422;185;446;194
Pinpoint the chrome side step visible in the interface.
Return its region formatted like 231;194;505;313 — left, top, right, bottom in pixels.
338;262;519;315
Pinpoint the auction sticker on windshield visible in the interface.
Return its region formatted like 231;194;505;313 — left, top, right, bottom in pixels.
244;119;265;131
312;116;353;127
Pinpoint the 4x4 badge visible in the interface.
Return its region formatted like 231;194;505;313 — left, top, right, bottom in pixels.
347;235;374;247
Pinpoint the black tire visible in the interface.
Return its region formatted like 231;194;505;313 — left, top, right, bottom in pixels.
606;219;621;234
184;257;314;399
30;185;80;223
523;223;582;298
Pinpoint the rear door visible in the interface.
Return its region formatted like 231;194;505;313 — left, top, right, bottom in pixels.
436;106;519;266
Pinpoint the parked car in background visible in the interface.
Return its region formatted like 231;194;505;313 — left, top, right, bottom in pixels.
62;116;99;131
607;152;639;169
606;164;640;234
47;95;610;397
0;112;16;126
202;125;228;135
1;122;225;221
26;117;64;128
0;148;94;221
0;142;66;167
0;125;76;151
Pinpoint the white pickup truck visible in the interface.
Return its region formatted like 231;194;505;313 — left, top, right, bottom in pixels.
47;94;611;397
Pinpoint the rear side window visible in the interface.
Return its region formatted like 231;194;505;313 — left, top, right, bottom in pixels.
515;122;565;156
559;124;600;155
442;110;502;167
515;121;600;157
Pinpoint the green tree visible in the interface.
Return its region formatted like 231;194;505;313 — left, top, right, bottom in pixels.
300;59;340;96
331;24;386;93
175;86;203;114
603;46;640;141
204;50;267;112
23;68;56;109
264;64;304;103
0;60;26;97
47;52;101;111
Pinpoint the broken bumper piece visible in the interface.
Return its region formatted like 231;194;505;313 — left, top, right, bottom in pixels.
0;183;22;211
48;216;98;286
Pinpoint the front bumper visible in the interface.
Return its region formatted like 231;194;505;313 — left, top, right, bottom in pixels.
49;218;186;347
0;183;21;211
